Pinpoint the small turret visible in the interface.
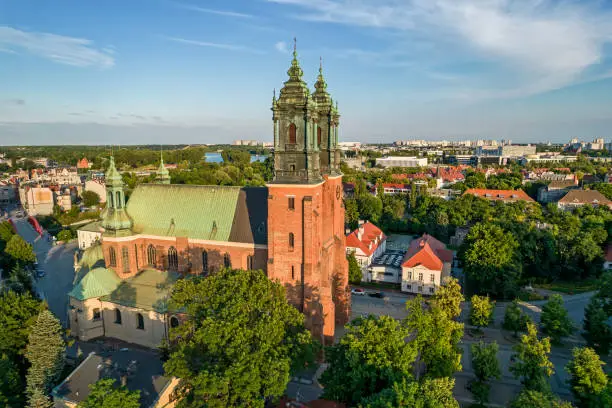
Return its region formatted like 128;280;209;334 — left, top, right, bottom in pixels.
156;150;171;185
101;156;133;236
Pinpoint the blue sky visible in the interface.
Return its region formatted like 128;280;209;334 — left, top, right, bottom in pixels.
1;0;612;145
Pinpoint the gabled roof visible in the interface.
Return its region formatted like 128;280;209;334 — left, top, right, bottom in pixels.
548;180;577;190
101;269;179;313
346;221;386;257
126;184;268;245
68;267;122;300
464;188;535;202
402;233;453;271
558;189;612;205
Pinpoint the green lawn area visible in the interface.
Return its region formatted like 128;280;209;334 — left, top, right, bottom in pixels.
533;280;599;295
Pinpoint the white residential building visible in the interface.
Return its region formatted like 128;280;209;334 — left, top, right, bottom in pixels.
376;156;428;168
401;234;453;295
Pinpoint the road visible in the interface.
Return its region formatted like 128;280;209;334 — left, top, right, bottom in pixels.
11;215;77;327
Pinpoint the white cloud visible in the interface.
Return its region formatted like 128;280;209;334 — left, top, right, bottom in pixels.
176;3;253;18
0;26;114;68
269;0;612;98
275;41;289;53
164;36;265;54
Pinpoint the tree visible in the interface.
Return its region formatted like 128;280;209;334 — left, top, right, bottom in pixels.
0;355;23;407
56;229;74;242
405;296;463;378
81;190;101;207
164;269;316;408
0;290;42;359
345;198;360;229
504;299;531;337
359;377;459;408
0;220;15;242
565;347;608;407
348;252;362;285
461;223;520;299
27;387;53;408
4;263;34;294
509;390;574;408
25;310;66;403
583;297;612;355
510;322;554;393
4;235;36;265
540;294;574;344
321;315;416;406
470;295;494;331
431;277;464;319
78;378;141;408
470;341;501;405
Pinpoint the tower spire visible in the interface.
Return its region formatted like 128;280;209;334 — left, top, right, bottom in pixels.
156;145;170;184
313;55;330;104
101;155;133;236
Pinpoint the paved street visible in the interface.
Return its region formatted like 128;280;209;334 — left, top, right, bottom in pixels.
11;216;77;327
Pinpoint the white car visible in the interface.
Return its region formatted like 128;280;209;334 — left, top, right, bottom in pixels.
351;288;366;296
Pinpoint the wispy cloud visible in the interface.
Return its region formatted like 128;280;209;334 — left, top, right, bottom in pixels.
269;0;612;98
164;36;264;54
176;3;253;19
3;98;26;106
275;41;289;53
0;26;114;68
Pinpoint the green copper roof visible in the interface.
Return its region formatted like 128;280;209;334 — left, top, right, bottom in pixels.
105;156;123;188
78;221;103;233
101;269;179;313
156;153;170;185
125;184;268;244
279;39;310;103
78;242;105;270
69;267;122;301
312;57;331;105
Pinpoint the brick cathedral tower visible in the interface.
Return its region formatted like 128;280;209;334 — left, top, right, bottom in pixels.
267;42;350;344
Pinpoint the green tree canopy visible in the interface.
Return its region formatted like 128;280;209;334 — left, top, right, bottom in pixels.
25;310;66;403
582;296;611;355
359;377;459;408
509;390;574;408
431;277;464;319
4;234;36;265
0;355;24;407
320;315;417;406
164;268;315;408
540;294;574;344
504;299;531;337
0;290;43;359
510;322;555;393
78;378;141;408
565;347;608;407
81;190;101;207
0;220;15;243
348;252;362;285
470;295;494;330
470;341;501;405
56;229;74;242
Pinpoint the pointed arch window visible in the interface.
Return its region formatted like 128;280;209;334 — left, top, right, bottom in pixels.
317;127;322;147
289;233;295;251
109;247;117;267
223;253;231;268
116;191;122;208
289;123;297;144
115;309;122;324
136;313;144;330
147;245;156;266
122;247;130;273
247;255;254;270
202;250;208;275
168;246;178;271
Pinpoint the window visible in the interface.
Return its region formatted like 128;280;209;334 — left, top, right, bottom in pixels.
136;313;144;330
202;250;208;274
116;191;122;208
115;309;122;324
108;192;114;208
418;273;423;282
168;246;178;270
291;265;296;280
247;255;254;270
288;196;295;210
92;308;101;321
430;274;435;283
290;164;296;172
429;287;435;294
407;271;412;280
147;244;156;266
418;286;423;292
317;127;322;146
289;233;295;251
170;316;179;329
224;253;231;268
122;247;130;273
406;284;412;290
289;123;297;144
109;247;117;267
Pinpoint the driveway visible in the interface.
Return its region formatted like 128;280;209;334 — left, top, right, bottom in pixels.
11;216;77;327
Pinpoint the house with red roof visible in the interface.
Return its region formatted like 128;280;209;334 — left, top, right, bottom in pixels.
382;183;410;195
345;221;386;269
77;157;90;170
464;188;535;203
401;234;453;295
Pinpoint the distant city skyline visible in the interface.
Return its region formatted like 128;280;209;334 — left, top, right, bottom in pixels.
1;0;612;144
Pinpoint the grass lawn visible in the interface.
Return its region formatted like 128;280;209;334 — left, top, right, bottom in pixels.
533;280;599;295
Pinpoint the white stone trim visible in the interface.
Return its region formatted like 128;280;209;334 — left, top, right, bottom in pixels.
103;234;267;250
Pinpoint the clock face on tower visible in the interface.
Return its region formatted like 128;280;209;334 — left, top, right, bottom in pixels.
336;185;341;200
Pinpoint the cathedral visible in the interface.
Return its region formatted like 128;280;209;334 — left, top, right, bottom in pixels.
68;46;350;348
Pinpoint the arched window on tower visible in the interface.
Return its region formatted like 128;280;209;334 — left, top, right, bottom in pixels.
223;253;231;268
108;192;114;208
115;309;122;324
116;191;122;208
289;123;297;144
168;246;178;270
289;233;295;251
122;247;130;273
202;250;208;275
317;127;322;147
136;313;144;330
147;245;156;266
109;247;117;267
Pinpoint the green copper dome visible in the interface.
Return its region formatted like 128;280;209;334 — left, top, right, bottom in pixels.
101;156;133;236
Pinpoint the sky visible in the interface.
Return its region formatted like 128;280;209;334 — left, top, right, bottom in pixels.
1;0;612;145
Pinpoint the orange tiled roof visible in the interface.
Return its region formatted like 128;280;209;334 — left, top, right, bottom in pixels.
464;188;535;202
346;221;386;257
402;233;453;271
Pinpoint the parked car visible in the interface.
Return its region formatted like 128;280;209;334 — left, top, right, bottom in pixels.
368;291;385;298
36;268;45;278
351;288;366;296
